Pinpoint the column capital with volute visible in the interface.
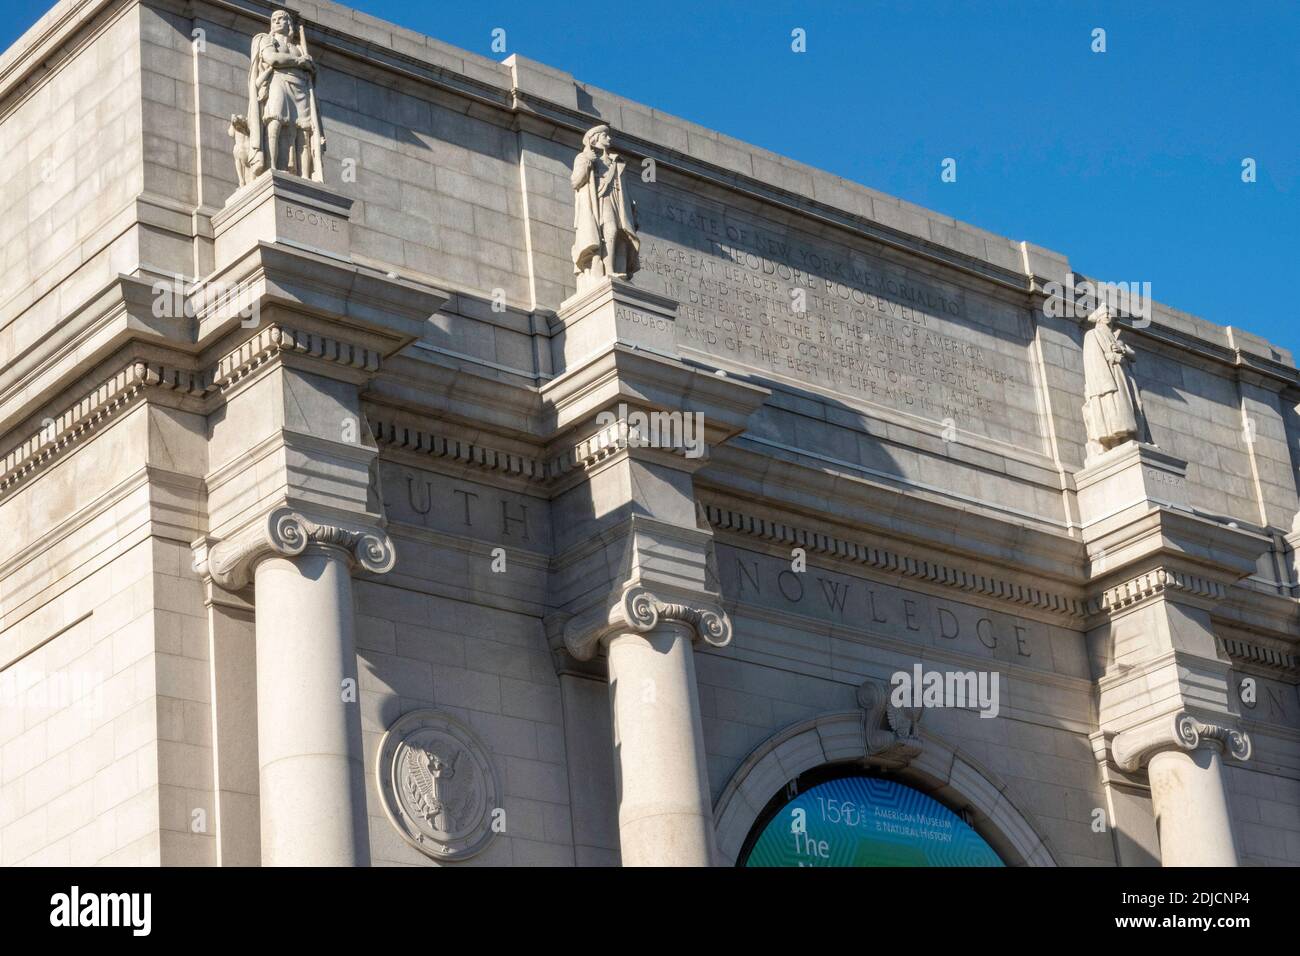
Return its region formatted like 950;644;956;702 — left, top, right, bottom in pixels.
1111;711;1252;773
199;505;396;591
563;582;732;662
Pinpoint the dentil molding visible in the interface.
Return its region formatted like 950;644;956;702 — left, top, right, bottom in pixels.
704;503;1088;621
1111;711;1252;773
1093;566;1227;614
564;584;732;661
370;410;706;487
0;325;384;500
202;507;396;590
0;361;204;497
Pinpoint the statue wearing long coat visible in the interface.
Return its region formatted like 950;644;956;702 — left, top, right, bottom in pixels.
571;148;639;280
1082;318;1140;448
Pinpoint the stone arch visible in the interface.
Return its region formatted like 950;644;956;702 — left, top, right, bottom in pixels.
713;711;1058;866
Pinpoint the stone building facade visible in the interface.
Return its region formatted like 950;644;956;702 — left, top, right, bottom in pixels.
0;0;1297;867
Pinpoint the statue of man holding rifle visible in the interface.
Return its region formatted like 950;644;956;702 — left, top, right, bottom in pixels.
244;8;326;182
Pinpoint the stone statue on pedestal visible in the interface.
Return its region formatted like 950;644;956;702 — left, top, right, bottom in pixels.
571;124;639;291
1082;304;1149;458
241;8;325;183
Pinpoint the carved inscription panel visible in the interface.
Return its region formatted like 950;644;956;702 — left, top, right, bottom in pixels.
636;188;1046;452
712;544;1088;679
380;464;546;546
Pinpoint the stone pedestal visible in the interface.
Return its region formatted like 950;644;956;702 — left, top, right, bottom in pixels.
551;277;679;373
204;507;396;866
565;584;731;866
1075;442;1189;538
1112;712;1250;866
212;170;353;271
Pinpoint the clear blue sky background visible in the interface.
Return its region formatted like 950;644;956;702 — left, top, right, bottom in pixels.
6;1;1297;358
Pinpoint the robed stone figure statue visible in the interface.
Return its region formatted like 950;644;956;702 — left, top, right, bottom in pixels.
245;9;325;182
1082;304;1149;457
571;125;639;291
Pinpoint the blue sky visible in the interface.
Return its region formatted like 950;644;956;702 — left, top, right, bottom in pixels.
6;1;1297;357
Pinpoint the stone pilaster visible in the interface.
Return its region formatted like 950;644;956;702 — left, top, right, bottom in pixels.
203;507;395;866
1076;441;1270;867
541;276;766;867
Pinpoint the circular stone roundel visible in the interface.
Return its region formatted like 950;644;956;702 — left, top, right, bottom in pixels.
377;709;500;861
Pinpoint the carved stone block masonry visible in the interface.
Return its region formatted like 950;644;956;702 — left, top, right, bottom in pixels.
212;169;352;271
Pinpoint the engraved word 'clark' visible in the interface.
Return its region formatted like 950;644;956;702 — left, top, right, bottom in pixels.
571;124;640;292
240;8;326;183
1081;303;1150;458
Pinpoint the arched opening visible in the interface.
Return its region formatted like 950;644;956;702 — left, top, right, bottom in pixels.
739;763;1004;867
713;711;1057;867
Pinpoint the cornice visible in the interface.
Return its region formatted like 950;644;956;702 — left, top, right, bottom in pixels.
370;415;548;483
702;502;1089;622
373;351;544;428
0;272;179;435
370;411;717;487
0;323;387;499
196;241;446;348
1214;586;1300;646
539;344;769;437
211;324;382;391
0;360;203;497
544;414;712;482
1216;633;1299;680
1125;317;1299;391
1082;507;1273;607
702;443;1083;577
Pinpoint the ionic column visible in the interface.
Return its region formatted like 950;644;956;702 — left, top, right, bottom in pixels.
1112;712;1251;867
207;507;396;866
567;586;731;866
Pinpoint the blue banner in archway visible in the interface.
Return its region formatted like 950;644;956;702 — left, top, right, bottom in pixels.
743;776;1004;867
